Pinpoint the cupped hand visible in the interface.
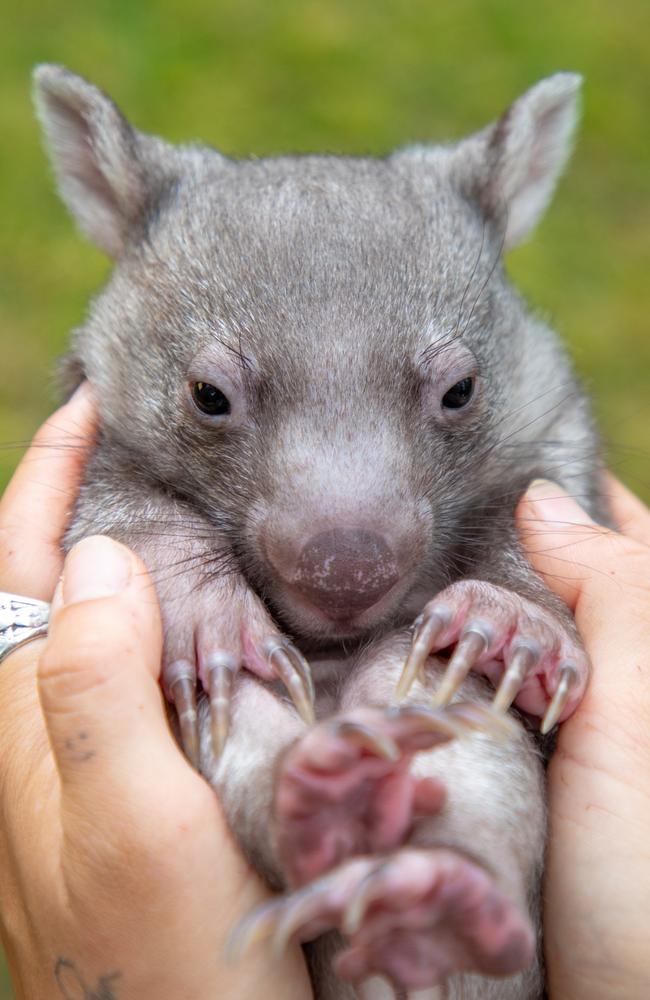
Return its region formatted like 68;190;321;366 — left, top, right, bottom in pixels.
517;476;650;1000
0;387;311;1000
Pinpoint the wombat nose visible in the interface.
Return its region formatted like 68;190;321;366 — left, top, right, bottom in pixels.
292;528;400;618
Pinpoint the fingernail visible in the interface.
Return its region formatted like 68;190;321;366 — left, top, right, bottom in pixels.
62;536;132;604
526;479;593;526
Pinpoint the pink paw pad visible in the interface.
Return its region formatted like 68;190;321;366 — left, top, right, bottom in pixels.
334;848;535;988
274;704;489;887
231;847;535;990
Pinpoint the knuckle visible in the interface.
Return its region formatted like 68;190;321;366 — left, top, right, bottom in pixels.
39;643;112;701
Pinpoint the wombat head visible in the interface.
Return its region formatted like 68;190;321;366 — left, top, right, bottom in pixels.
34;66;590;640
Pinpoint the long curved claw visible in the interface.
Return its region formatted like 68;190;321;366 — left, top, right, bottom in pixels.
204;651;239;757
290;642;316;707
342;861;386;935
227;898;285;962
493;644;540;713
445;701;519;741
229;876;336;961
341;858;390;936
387;703;467;741
541;663;578;734
270;882;335;956
432;626;490;708
166;659;199;769
265;639;316;725
395;606;451;701
333;720;399;761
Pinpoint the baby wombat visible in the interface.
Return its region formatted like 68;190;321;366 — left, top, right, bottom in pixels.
34;65;605;998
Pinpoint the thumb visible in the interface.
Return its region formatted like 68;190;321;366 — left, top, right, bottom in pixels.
38;535;195;814
517;479;635;613
517;479;650;669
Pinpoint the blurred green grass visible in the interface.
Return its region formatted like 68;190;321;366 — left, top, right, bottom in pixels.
0;1;648;995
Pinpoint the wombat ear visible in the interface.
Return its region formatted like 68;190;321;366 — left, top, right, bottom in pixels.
33;64;161;257
456;73;582;249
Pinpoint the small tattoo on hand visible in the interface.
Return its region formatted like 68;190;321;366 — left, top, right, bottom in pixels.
55;957;120;999
63;730;96;762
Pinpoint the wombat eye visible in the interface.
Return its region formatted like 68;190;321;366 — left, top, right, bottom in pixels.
441;377;474;409
191;381;231;416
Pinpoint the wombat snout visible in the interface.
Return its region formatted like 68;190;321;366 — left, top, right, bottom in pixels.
284;528;400;619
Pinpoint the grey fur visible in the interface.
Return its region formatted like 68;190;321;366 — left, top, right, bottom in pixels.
34;64;605;998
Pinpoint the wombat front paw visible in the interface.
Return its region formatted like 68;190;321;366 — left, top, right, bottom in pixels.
396;580;589;732
160;580;314;768
232;847;534;989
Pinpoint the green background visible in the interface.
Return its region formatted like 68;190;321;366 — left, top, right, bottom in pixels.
0;0;648;994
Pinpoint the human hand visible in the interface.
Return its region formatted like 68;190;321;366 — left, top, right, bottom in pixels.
517;476;650;1000
0;388;311;1000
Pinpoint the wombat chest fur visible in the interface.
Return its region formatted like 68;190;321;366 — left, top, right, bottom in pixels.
34;64;606;998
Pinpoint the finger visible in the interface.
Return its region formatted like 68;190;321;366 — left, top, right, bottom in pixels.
0;638;52;795
38;535;200;815
516;479;650;700
602;472;650;547
516;479;624;612
0;385;96;599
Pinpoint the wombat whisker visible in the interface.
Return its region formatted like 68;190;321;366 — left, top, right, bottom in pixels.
487;381;578;436
486;393;583;456
0;439;94;454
